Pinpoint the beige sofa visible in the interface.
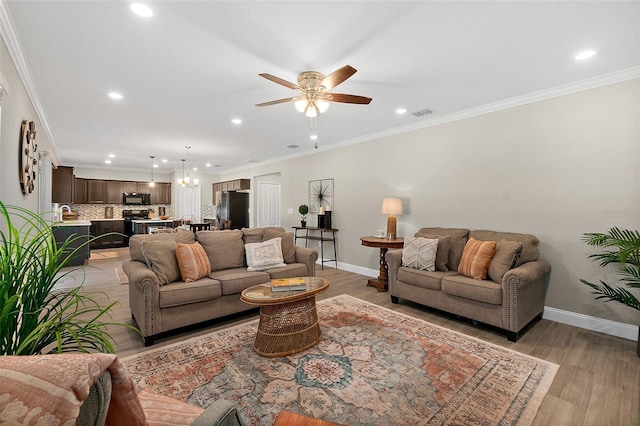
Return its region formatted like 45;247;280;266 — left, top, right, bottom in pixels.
386;227;551;341
123;227;318;345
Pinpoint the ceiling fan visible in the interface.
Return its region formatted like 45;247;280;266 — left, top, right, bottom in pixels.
255;65;372;118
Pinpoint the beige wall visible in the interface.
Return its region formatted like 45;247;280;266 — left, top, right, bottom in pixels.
0;35;51;211
222;78;640;326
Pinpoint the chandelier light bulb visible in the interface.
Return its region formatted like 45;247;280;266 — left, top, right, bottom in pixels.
305;103;318;118
316;99;329;113
193;178;200;185
294;99;308;113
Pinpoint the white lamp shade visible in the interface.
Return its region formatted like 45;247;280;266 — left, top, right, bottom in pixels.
381;197;403;215
294;98;308;112
316;99;329;113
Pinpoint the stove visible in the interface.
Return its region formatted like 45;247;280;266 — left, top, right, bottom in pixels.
123;209;149;238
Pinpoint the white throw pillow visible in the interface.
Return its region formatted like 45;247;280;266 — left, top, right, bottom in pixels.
245;237;286;271
402;236;438;271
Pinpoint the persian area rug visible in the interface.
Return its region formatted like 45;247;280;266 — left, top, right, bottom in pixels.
123;295;558;426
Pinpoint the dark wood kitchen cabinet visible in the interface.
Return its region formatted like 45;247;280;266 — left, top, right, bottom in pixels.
105;181;123;204
87;180;106;203
151;182;171;204
123;181;138;193
74;178;88;204
52;166;74;204
90;220;126;249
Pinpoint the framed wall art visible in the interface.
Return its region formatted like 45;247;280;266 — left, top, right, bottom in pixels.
308;178;333;213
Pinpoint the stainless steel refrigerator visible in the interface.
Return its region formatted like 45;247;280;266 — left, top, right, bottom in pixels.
219;191;249;229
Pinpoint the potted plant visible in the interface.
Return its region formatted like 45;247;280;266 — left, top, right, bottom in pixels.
0;201;138;355
298;204;309;227
580;227;640;356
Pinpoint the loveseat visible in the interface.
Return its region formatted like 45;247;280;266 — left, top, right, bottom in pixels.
386;227;551;341
123;227;318;345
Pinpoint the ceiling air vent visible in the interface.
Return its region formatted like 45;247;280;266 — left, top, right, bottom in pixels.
410;108;433;117
286;144;300;149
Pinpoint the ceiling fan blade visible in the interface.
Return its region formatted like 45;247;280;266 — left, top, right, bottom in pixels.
258;73;299;90
326;93;372;105
255;97;297;107
320;65;357;90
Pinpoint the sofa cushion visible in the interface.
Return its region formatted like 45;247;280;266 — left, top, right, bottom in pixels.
416;227;469;270
209;268;270;295
397;267;458;290
487;239;523;283
470;230;539;266
245;237;287;271
130;230;195;264
242;228;264;245
176;242;211;283
441;275;503;305
263;229;296;264
158;278;222;308
141;240;181;285
402;236;438;271
414;233;451;272
197;230;245;271
458;237;497;280
267;263;309;279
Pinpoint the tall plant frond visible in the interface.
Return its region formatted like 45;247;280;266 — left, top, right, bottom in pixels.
580;227;640;313
0;200;140;355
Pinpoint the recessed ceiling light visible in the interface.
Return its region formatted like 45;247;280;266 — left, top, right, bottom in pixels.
231;118;242;125
104;160;111;164
108;92;123;100
395;108;407;115
153;164;158;168
205;163;211;167
309;134;318;141
574;50;596;61
108;154;115;158
192;167;198;171
162;159;168;163
130;3;153;18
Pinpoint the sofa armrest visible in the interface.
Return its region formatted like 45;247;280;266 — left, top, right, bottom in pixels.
385;249;403;294
122;259;162;341
295;246;319;276
502;259;551;333
191;398;249;426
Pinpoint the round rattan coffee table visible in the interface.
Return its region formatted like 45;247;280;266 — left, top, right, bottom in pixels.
240;276;329;357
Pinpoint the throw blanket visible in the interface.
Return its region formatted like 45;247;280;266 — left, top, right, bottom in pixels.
0;353;205;425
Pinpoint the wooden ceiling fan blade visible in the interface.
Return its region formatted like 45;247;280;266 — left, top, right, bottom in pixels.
255;97;296;107
326;93;372;104
258;73;299;90
320;65;357;90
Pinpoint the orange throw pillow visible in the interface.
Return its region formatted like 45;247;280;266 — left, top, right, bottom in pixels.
175;242;211;283
458;237;497;280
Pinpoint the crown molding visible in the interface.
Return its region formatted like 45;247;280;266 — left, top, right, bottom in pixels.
0;0;60;166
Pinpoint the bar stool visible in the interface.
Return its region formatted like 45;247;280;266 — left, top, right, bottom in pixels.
190;223;211;233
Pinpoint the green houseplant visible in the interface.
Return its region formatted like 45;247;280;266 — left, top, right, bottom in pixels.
0;201;137;355
298;204;309;227
580;227;640;355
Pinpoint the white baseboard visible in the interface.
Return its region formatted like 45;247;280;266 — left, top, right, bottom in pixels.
328;261;638;341
543;307;638;341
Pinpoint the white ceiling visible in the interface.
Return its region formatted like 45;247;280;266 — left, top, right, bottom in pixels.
2;1;639;175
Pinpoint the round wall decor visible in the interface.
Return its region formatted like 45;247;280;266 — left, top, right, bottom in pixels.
19;120;37;195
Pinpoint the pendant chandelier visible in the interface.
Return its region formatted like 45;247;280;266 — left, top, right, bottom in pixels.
149;155;156;187
176;146;199;187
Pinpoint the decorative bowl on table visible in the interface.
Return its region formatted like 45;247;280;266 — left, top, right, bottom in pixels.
159;215;170;220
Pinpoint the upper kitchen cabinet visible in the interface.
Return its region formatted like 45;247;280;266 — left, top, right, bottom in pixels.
151;182;171;205
105;181;123;204
74;178;88;204
87;180;106;204
212;179;250;205
52;166;74;204
123;181;138;193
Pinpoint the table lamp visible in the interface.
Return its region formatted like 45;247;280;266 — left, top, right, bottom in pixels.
381;197;403;240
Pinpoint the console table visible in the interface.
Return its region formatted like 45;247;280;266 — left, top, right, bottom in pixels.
293;227;338;270
360;236;404;292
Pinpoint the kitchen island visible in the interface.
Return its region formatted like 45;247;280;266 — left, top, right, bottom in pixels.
131;219;174;234
51;221;91;266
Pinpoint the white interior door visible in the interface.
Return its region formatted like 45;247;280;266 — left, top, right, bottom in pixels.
257;182;280;228
178;185;202;222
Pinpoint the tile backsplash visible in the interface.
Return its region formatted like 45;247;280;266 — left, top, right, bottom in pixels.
72;204;173;220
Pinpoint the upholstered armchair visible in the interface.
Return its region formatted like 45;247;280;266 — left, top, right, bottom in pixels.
0;353;247;426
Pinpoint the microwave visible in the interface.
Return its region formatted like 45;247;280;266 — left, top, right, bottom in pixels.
123;192;151;205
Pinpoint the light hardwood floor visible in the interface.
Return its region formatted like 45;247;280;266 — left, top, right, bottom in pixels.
61;248;640;426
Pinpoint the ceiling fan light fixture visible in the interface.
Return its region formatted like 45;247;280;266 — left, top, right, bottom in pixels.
316;99;329;113
294;98;308;113
304;102;318;118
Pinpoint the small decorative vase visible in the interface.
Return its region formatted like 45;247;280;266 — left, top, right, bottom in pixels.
301;221;307;228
